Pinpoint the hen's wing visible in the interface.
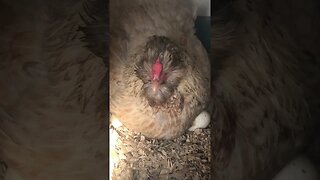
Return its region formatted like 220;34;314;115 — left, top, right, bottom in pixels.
0;1;108;179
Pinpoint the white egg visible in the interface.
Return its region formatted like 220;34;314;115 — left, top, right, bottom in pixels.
272;155;319;180
188;110;211;131
110;116;123;128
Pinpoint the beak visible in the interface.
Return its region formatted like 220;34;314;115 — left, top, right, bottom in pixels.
152;74;159;81
151;80;160;92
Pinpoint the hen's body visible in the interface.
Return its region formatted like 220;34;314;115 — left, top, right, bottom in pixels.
110;0;210;139
212;0;320;179
0;0;108;179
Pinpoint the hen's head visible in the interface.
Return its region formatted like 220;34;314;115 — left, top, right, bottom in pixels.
135;36;185;107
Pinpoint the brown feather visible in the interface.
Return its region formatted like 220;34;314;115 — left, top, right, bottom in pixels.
110;0;210;139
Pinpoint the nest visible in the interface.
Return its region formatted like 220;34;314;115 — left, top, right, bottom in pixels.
110;122;211;179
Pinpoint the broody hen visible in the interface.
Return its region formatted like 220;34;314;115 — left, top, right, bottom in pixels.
212;0;320;179
0;0;108;179
109;0;211;139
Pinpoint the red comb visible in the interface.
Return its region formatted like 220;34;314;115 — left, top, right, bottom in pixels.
152;58;163;80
